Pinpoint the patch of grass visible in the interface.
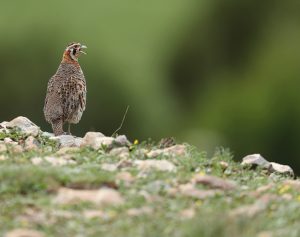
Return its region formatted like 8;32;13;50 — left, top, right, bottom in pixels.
0;135;299;237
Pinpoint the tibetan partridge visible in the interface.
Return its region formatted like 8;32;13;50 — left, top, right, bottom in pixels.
44;42;87;136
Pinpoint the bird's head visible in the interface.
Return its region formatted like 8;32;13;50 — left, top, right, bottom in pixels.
63;42;87;63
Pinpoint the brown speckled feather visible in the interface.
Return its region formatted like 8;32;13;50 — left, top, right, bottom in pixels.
43;43;87;136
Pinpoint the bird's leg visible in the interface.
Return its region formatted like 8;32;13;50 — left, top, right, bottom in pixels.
68;123;72;135
52;120;64;136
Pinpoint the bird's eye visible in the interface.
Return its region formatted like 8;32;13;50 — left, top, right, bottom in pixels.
72;48;77;55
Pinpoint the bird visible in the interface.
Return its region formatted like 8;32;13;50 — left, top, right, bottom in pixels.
44;42;87;136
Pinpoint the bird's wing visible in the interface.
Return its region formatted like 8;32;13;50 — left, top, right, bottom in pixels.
60;76;86;116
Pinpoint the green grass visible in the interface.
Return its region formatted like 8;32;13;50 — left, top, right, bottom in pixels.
0;133;299;237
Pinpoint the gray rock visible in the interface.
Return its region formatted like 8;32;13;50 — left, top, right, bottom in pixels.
24;136;40;151
5;228;45;237
109;147;129;159
242;154;294;176
6;116;40;136
147;144;187;158
269;162;294;176
54;187;124;206
41;131;54;138
101;163;118;172
114;135;131;146
0;144;7;153
178;183;220;199
81;132;114;149
134;159;177;172
241;154;270;168
50;135;81;147
192;174;237;190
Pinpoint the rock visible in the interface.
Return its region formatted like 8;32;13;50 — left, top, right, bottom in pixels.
56;147;80;155
6;116;40;136
147;144;187;158
5;228;45;237
24;136;40;151
178;183;219;199
83;210;106;219
114;135;131;146
50;135;76;147
180;208;196;219
241;154;270;168
219;161;229;170
4;138;17;145
127;206;153;217
0;155;7;161
54;187;124;206
134;159;177;172
81;132;114;149
145;180;171;193
109;147;130;159
116;172;135;186
116;158;133;169
31;156;76;166
11;144;24;153
192;174;237;190
269;162;294;176
0;144;7;152
41;131;54;138
101;163;118;172
74;137;83;147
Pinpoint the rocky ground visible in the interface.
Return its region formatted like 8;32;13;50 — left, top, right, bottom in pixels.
0;116;300;237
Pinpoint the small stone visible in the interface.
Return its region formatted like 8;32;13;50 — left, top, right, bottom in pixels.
81;132;111;149
192;175;237;190
41;131;54;138
4;138;15;144
178;183;219;199
127;206;153;217
45;156;76;166
83;210;106;219
54;187;124;206
31;156;76;166
0;144;7;152
24;136;40;151
31;157;43;165
241;154;270;168
6;116;40;136
114;135;131;146
180;208;195;219
11;145;23;153
5;228;45;237
0;155;7;161
134;159;177;172
147;145;187;158
269;162;294;176
116;172;135;185
219;161;229;169
50;135;76;147
116;158;133;169
101;163;118;172
74;137;83;147
109;147;129;159
56;147;80;155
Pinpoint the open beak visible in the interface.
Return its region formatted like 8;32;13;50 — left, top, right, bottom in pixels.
80;45;87;54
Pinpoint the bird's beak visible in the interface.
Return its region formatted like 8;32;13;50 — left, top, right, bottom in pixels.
80;45;87;54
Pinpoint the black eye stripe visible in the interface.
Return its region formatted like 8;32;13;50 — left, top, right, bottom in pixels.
72;48;77;54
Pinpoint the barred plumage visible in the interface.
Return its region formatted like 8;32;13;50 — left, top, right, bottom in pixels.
44;42;87;136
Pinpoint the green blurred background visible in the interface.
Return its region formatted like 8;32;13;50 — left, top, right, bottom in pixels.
1;0;300;173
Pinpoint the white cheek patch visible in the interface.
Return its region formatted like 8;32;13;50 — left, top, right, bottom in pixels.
70;50;78;61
